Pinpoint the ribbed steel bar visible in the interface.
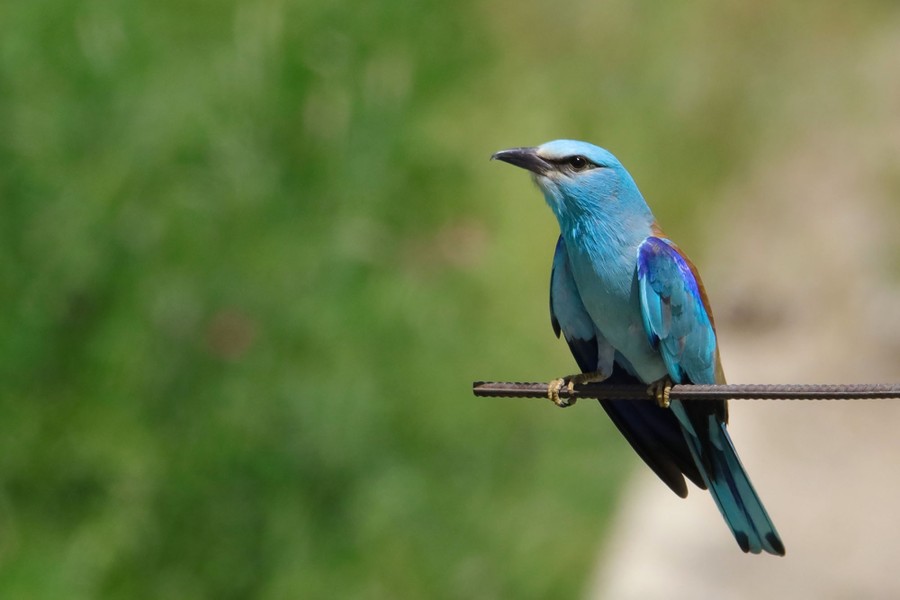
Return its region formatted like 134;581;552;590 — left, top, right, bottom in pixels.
473;381;900;401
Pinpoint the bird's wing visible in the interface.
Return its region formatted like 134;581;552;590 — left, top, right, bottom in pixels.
550;235;599;372
636;236;723;386
636;236;783;554
551;236;704;497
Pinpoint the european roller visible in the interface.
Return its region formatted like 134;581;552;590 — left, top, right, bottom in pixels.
492;140;784;556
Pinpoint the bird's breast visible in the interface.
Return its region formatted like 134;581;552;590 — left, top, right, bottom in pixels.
564;235;668;383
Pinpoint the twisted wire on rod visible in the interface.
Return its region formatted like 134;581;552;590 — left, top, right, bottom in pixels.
472;381;900;402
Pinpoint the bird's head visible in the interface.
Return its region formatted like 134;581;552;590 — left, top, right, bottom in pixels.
492;139;648;225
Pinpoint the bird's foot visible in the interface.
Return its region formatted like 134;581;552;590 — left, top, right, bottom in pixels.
547;370;608;407
647;377;674;408
547;378;571;407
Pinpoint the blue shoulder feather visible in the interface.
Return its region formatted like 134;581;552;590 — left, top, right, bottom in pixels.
636;237;717;385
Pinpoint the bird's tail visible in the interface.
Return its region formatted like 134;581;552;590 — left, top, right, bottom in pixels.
670;400;785;556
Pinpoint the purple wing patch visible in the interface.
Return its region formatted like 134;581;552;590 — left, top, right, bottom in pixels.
636;237;717;384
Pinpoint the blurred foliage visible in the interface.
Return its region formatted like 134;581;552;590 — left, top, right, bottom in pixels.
0;0;897;598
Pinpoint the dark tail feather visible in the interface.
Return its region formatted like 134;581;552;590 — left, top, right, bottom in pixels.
671;400;785;556
600;399;707;498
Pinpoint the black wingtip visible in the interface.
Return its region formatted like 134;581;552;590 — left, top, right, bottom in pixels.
735;531;751;553
766;532;786;556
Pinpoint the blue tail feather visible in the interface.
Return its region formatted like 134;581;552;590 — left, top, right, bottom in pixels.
670;400;785;556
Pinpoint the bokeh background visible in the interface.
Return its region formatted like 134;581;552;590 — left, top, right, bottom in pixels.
2;1;900;598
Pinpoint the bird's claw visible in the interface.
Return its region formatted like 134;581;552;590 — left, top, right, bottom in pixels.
547;370;608;408
648;377;673;408
547;378;575;407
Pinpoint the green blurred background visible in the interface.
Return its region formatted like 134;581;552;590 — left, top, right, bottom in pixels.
1;1;897;598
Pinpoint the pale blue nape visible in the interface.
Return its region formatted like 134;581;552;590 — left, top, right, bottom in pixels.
532;140;654;237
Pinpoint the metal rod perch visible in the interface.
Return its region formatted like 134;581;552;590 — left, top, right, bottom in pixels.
473;381;900;402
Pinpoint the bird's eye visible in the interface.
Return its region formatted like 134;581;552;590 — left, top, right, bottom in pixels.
567;156;589;171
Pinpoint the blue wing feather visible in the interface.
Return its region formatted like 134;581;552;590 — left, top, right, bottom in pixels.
550;236;595;348
637;236;784;555
636;236;716;384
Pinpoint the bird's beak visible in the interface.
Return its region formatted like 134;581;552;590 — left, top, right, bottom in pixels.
491;147;552;175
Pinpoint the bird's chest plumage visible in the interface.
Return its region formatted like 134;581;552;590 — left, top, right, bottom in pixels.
563;231;668;383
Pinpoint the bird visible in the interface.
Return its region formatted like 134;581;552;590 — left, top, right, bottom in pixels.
492;139;785;556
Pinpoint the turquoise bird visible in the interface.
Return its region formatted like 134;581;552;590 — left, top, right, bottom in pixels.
493;140;785;556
